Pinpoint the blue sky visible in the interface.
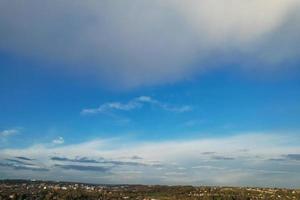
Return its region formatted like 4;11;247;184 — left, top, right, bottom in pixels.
1;0;300;188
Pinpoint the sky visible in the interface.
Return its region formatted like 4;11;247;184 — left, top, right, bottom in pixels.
0;0;300;188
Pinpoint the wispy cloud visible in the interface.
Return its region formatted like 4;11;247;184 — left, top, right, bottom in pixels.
52;136;64;145
211;156;235;160
15;156;34;161
51;156;101;164
0;128;20;143
0;128;19;138
191;165;225;170
131;155;143;160
201;152;216;155
51;156;150;167
0;159;48;172
269;154;300;162
81;100;141;115
81;96;192;115
5;159;34;166
54;164;110;172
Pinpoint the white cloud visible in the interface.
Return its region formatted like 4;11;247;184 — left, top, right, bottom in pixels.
0;1;299;88
0;128;20;143
81;100;141;115
1;132;300;187
81;96;192;115
52;137;64;145
0;129;19;137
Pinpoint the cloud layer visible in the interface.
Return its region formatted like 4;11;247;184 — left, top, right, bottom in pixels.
1;132;300;187
1;1;300;88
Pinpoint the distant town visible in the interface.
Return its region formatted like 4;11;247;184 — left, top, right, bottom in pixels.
0;179;299;200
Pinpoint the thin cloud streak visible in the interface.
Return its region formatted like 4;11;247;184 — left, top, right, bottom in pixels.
15;156;34;161
5;159;34;166
51;156;101;164
51;156;152;167
0;162;48;172
81;96;192;115
54;164;110;172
